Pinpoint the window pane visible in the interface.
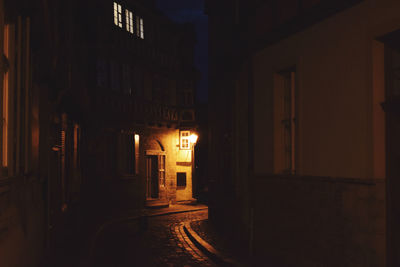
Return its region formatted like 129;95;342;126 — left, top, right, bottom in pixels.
140;18;144;39
177;172;187;187
130;13;134;33
126;10;129;31
114;8;118;25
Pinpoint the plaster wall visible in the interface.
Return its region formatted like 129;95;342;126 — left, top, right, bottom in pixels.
240;1;400;265
142;127;193;203
252;0;400;179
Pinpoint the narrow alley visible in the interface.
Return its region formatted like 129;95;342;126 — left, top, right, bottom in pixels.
2;0;400;266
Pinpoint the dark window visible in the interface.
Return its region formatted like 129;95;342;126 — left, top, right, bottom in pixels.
133;66;143;96
177;80;194;106
118;132;139;175
110;61;121;92
181;111;193;121
152;75;161;102
96;58;108;87
177;172;187;187
122;64;131;95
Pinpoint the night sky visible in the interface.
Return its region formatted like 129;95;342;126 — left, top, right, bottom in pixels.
155;0;208;104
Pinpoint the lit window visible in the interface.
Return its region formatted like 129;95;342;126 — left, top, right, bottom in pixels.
113;2;122;28
140;18;144;39
134;134;139;174
125;9;134;34
180;131;190;150
136;16;144;39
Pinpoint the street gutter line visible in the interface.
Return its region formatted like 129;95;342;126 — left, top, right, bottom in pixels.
183;221;243;267
84;207;209;266
175;222;217;267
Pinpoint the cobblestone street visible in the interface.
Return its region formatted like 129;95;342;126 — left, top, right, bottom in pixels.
91;210;214;267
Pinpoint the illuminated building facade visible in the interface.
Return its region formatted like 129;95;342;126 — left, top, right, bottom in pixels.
88;0;198;208
207;0;400;266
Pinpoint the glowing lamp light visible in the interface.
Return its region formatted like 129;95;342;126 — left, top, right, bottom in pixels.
189;133;198;145
134;134;140;142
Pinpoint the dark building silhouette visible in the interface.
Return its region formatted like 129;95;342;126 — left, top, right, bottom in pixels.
0;0;198;266
206;0;400;266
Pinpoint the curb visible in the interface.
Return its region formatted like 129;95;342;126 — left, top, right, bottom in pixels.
183;221;242;267
175;223;218;267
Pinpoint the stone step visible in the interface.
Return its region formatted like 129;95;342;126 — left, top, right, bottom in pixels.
176;198;197;205
145;199;169;209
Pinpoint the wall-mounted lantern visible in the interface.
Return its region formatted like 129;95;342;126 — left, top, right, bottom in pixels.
189;133;198;146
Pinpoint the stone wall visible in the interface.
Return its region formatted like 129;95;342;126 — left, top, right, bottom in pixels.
0;178;45;267
142;127;193;203
253;175;385;267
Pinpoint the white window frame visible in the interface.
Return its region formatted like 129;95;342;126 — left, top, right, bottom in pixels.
125;9;134;34
139;18;144;39
114;2;123;28
180;131;190;150
136;16;144;39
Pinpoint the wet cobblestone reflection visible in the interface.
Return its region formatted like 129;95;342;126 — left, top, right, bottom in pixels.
92;210;210;267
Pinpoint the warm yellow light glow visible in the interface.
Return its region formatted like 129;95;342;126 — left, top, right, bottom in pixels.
189;133;198;145
134;134;139;174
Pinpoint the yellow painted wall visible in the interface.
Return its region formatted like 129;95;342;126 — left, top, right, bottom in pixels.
175;138;193;201
142;127;193;202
